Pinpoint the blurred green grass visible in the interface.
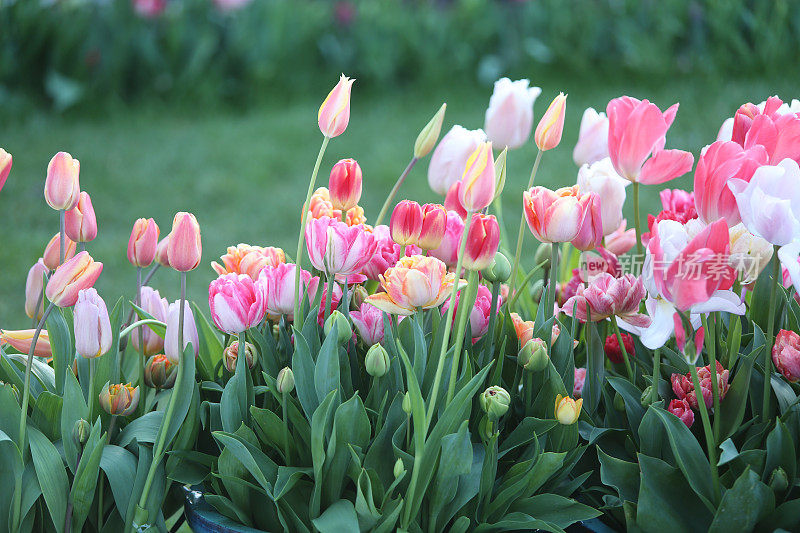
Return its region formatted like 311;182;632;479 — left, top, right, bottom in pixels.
0;74;795;326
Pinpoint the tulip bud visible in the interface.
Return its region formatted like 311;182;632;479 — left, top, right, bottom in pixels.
518;338;548;372
479;386;510;420
493;147;508;200
365;344;390;377
25;259;48;320
418;203;447;250
223;341;258;373
350;286;369;310
534;243;553;269
167;212;202;272
1;381;20;403
534;93;567;151
0;148;11;193
402;392;412;414
155;235;171;267
318;74;354;138
613;392;626;412
554;394;582;425
324;310;352;345
276;367;295;394
72;419;91;447
393;458;406;479
328;158;362;212
390;200;423;246
463;213;500;271
444;182;467;220
530;279;545;302
459;142;495;212
640;386;655;406
414;103;447;159
44;151;80;211
45;251;103;308
99;382;140;416
74;288;112;358
43;232;77;270
127;217;160;268
768;467;789;493
64;191;98;243
481;251;511;283
144;354;177;390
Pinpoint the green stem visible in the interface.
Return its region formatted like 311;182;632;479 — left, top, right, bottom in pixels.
545;242;559;348
136;267;146;416
510;149;543;296
375;157;418;226
763;247;780;418
282;392;291;466
689;364;721;503
119;319;165;340
611;316;634;382
702;314;720;444
88;358;96;420
481;281;501;367
651;348;661;405
59;209;66;265
324;273;334;322
632;181;643;259
446;270;479;405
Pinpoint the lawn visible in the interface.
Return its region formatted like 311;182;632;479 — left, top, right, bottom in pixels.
0;74;795;326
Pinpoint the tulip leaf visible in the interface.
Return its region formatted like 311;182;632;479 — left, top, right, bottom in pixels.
708;468;774;533
597;447;640;503
46;308;73;396
32;391;62;441
106;297;124;384
508;494;601;529
157;342;197;448
29;426;68;533
117;411;163;447
191;301;223;381
69;419;104;531
130;302;167;339
718;346;757;440
769;374;798;415
100;444;138;523
607;377;646;442
314;322;341;405
763;420;796;485
310;390;339;518
220;336;254;433
312;500;359;533
212;430;278;498
291;331;319;419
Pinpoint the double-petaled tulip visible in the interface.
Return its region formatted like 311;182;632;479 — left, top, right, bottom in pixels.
442;284;502;340
64;191;98;243
168;212;202;271
480;386;511;419
458;142;495;212
444;182;468;220
45;251;103;307
772;330;800;382
0;148;11;193
25;259;48;320
44;151;81;210
306;187;366;226
484;77;541;149
328;158;362;211
429;210;465;267
362;226;403;281
694;141;768;225
428;125;487;196
305;216;377;276
223;341;257;373
155;235;171;267
518;337;549;371
74;288;112;358
604;332;635;364
523;185;600;248
577;157;629;236
127;217;160;268
731;96;800;164
668;398;694;428
259;263;312;320
43;232;77;270
561;273;650;326
318;74;354;138
165;300;199;363
208;273;267;334
390;200;423;246
729;223;773;284
671;361;730;409
573;368;586;399
573;108;609;166
554;394;582;425
99;383;140;416
605;221;637;255
133;286;169;355
534;93;567;151
350;302;385;346
418;203;447;250
144;354;177;389
0;329;52;357
211;244;285;280
367;255;465;315
606;96;694;183
463;213;500;271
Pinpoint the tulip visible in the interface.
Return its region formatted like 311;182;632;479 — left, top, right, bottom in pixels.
42;232;77;270
561;273;650;326
306;187;366;226
165;299;199;363
480;386;510;419
573;108;609;166
0;148;11;193
569;192;603;251
155;235;171;267
772;330;800;382
427;125;487;195
260;263;312;320
523;185;596;244
318;74;354;138
442;284;502;341
458;142;495;212
482;252;512;284
167;212;202;272
276;367;295;394
0;329;52;358
132;286;169;355
671;361;730;409
414;103;447;159
390;200;423;246
223;341;257;373
606;96;694;183
463;213;500;271
729;223;773;284
667;398;694;428
323;310;352;344
351;302;385;346
365;344;390;377
444;182;468;220
362;225;402;281
577;157;629;236
605;220;637;256
484;77;541;150
45;251;103;307
72;419;91;447
211;243;285;280
127;217;160;268
73;288;112;358
25;259;48;320
366;255;465;315
64;191;98;243
144;354;177;390
44;151;81;210
429;210;465;267
305;216;376;276
731;96;800;164
534;93;567;151
418;203;447;250
99;383;140;416
554;394;582;425
573;368;586;399
604;332;635;364
518;337;548;372
208;273;267;334
328;158;362;212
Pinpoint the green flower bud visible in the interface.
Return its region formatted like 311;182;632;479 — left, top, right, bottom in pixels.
402;392;412;414
393;457;406;479
769;467;789;493
324;310;352;345
365;344;390;378
640;386;655;406
530;278;545;303
351;286;369;310
518;338;548;372
493;147;508;201
534;243;554;270
479;386;510;420
613;392;626;412
223;341;258;373
1;381;19;403
144;354;178;390
414;103;446;159
72;418;91;448
481;252;512;283
276;367;295;394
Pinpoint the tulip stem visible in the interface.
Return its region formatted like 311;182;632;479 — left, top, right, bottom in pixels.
510;149;542;297
375;157;418;226
689;364;720;503
481;281;502;368
324;273;334;322
426;211;473;429
136;267;146;404
294;136;330;329
701;314;720;444
282;392;291;466
88;358;96;420
632;181;643;259
545;242;559;348
763;247;781;418
59;209;66;265
446;270;479;405
611;317;634;382
32;271;47;328
119;319;165;340
651;348;661;405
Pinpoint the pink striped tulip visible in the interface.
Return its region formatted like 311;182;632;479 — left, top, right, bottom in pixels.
74;288;112;358
442;284;502;340
429;210;465;268
0;329;52;358
25;259;48;320
428;125;487;196
484;77;541;150
523;185;597;245
668;398;694;428
168;212;202;272
44;151;81;210
211;244;285;280
132;286;169;355
418;203;447;250
305;216;376;276
534;93;567;151
570;192;603;251
259;263;312;320
65;191;98;243
390;200;423;246
0;148;11;193
444;181;468;220
350;302;385;346
463;213;500;271
208;273;267;334
458;142;495;212
165;300;199;363
607;96;694;184
43;232;77;271
367;255;465;315
773;329;800;382
328;158;362;211
573;108;609;166
561;273;650;326
318;74;354;138
45;251;103;307
128;218;160;268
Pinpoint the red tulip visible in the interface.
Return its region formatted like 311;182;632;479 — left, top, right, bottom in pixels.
418;203;447;250
390;200;423;246
328;158;362;211
463;213;500;271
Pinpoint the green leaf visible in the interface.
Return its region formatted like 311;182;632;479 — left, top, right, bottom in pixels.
314;322;341;404
32;391;62;442
708;468;774;533
607;377;646;442
312;500;359;533
758;498;800;531
212;430;278;498
69;419;105;531
155;342;196;449
191;301;224;381
291;331;319;418
220;335;254;433
509;494;601;528
46;308;73;396
117;411;163;447
100;445;138;524
29;427;68;533
597;447;639;502
763;420;796;485
60;370;88;474
718;347;757;440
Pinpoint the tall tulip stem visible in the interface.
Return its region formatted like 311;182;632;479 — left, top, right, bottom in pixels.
689;364;721;503
59;209;66;265
611;316;634;382
375;157;418;226
545;242;559;347
702;313;721;443
446;270;479;405
510;149;542;297
651;348;661;405
763;247;781;418
632;181;643;259
136;267;146;394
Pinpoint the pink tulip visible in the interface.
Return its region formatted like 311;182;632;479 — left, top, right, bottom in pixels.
667;398;694;428
361;225;401;281
573;108;609;166
463;213;500;271
523;185;596;245
155;235;171;267
484;77;541;149
208;273;267;334
671;361;729;409
459;142;495;212
127;217;160;268
731;96;800;164
305;216;376;276
350;302;385;346
442;284;501;340
561;273;650;326
429;210;465;268
444;181;468;220
42;232;76;270
165;300;199;363
772;329;800;382
577;158;629;236
74;288;112;358
418;203;447;250
168;212;202;272
328;158;362;211
44;151;81;210
534;93;567;151
307;278;343;325
428;125;487;196
318;74;354;138
259;263;312;320
605;221;637;255
45;251;103;307
0;148;11;193
573;368;586;399
570;192;603;251
390;200;423;246
660;188;695;215
606;96;694;184
132;286;169;356
694;141;768;225
133;0;166;18
65;191;98;242
25;259;48;320
0;329;52;358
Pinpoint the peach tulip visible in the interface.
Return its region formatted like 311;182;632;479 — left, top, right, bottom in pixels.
45;251;103;307
168;212;202;272
65;191;98;242
428;125;487;196
484;77;541;150
155;235;171;267
318;74;354;138
458;142;495;212
534;93;567;151
44;151;80;210
211;244;285;280
42;232;77;270
523;185;598;246
0;329;52;357
25;259;48;320
128;217;160;268
367;255;465;315
305;216;376;276
328;158;362;211
306;187;366;226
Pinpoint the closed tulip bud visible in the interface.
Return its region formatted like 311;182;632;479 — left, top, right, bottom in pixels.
518;338;548;372
414;103;447;159
613;392;626;412
328;158;362;211
640;386;654;406
127;217;160;268
64;191;97;242
350;286;369;310
144;354;177;389
44;151;81;210
25;259;48;320
479;386;510;420
482;251;511;283
318;74;354;138
554;394;582;425
365;344;390;377
459;142;495;212
402;392;412;414
428;125;487;196
155;235;171;267
0;148;11;193
534;93;567;151
72;419;91;447
168;212;202;272
484;77;542;149
530;279;544;302
276;367;295;394
418;203;447;250
324;310;352;345
223;341;257;373
493;147;508;199
45;251;103;308
393;458;406;479
43;232;77;270
768;468;789;493
534;243;553;269
463;213;500;271
390;200;423;246
99;382;140;416
73;288;112;358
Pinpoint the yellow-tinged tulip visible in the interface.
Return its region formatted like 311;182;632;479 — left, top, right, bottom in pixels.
45;251;103;307
0;329;52;358
25;259;48;320
458;142;495;212
535;93;567;151
554;394;582;425
99;382;140;416
318;74;354;138
44;151;81;211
